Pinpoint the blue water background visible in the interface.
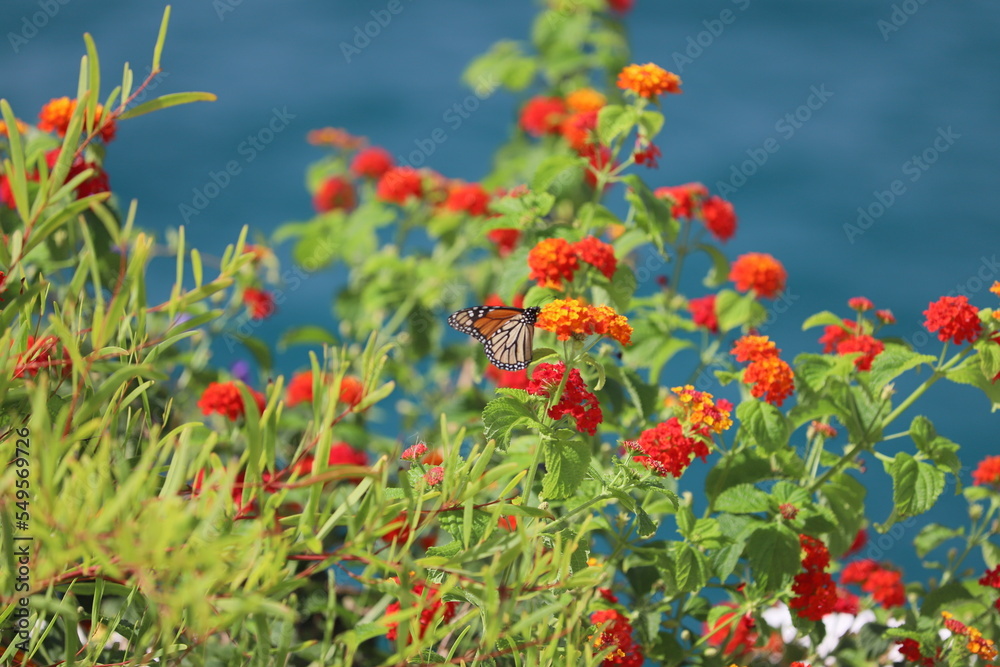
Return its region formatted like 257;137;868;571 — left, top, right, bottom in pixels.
2;0;999;584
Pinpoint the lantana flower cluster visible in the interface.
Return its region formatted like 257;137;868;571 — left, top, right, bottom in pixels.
789;535;838;621
839;559;905;609
527;362;603;435
655;182;737;242
528;237;618;290
732;335;795;406
589;607;643;666
632;387;731;478
729;252;787;300
385;581;458;642
817;297;893;371
535;298;632;346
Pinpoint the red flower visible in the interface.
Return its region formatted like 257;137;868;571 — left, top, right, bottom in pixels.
444;182;490;216
980;566;1000;611
742;356;795;406
583;145;616;190
14;336;71;379
634;417;709;478
818;318;860;353
700;195;737;242
923;295;981;345
561;110;599;152
243;288;275;320
876;309;896;325
45;149;110;199
294;442;368;476
590;609;643;666
401;443;428;461
729;252;787;299
973;455;1000;487
198;381;266;420
528;238;579;290
573;236;617;280
313;176;356;212
487;228;521;257
376;166;423;204
789;535;838;621
688;294;718;333
732;335;779;363
339;375;365;408
845;529;867;556
519;96;567;137
385;581;458;642
286;371;316;407
633;141;661;169
527;362;603;435
424;466;445;486
836;334;885;371
383;512;411;544
350;147;394;179
866;568;905;608
606;0;634;14
654;183;708;218
497;515;518;531
485;366;530;389
840;559;879;585
848;296;874;312
705;605;757;656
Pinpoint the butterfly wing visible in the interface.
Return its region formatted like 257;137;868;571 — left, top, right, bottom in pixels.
448;306;540;371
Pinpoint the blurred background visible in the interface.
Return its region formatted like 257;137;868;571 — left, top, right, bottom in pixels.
2;0;998;577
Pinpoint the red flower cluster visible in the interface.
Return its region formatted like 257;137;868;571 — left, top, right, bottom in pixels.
705;604;757;656
688;294;718;333
519;96;567;137
444;182;491;216
979;565;1000;611
654;182;707;218
376;166;424;204
286;371;364;408
654;184;736;241
313;176;356;212
527;362;603;435
485;366;530;390
293;442;368;477
840;559;906;608
633;141;661;169
819;318;884;371
385;581;458;642
732;335;795;406
14;335;72;379
848;296;874;312
606;0;634;14
789;535;838;621
487;227;521;257
923;295;982;345
729;252;787;299
198;381;266;420
562;109;599;151
350;147;394;180
973;455;1000;487
700;196;737;242
527;237;617;289
590;609;643;666
243;287;275;320
897;638;938;667
634;417;709;478
40;149;110;200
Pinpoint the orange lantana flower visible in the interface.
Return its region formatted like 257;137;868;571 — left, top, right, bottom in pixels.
306;126;367;150
528;238;579;290
0;119;28;136
732;334;795;406
617;63;682;98
566;87;606;113
732;335;779;363
671;385;733;434
729;252;787;299
535;298;632;346
39;97;116;142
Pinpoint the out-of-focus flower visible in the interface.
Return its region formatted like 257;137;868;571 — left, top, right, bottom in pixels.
973;455;1000;487
573;236;617;280
527;362;603;435
198;381;266;420
566;88;606;113
376;166;423;204
979;565;1000;611
401;443;428;462
840;559;905;609
294;442;368;478
688;294;718;334
561;110;599;152
528;238;579;290
313;176;356;212
243;288;275;320
424;466;445;486
923;295;982;345
286;371;317;407
45;149;110;199
848;296;874;312
14;335;71;379
729;252;787;299
385;581;459;642
583;145;616;190
444;182;491;216
590;608;643;666
876;309;896;325
485;366;530;389
39;98;117;142
0;119;28;136
536;299;632;346
633;141;661;169
606;0;634;15
339;375;365;408
790;535;838;621
654;183;707;218
705;604;757;657
700;195;737;242
307;127;366;150
519;96;568;136
497;515;518;531
617;63;682;98
350;146;394;179
487;228;521;257
231;359;251;384
836;334;885;371
818;318;862;353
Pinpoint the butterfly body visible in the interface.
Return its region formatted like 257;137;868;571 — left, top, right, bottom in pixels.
448;305;540;371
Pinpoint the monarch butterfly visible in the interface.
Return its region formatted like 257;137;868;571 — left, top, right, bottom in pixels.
447;305;541;371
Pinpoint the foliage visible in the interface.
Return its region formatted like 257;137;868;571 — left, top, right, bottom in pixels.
1;2;999;666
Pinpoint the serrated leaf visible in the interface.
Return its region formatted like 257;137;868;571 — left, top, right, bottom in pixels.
746;523;800;591
913;523;963;558
867;344;936;392
482;395;538;452
714;484;772;514
596;105;635;144
541;439;590;500
673;543;708;593
890;452;945;518
635;506;657;538
437;509;492;544
531;154;583;193
711;542;744;582
921;581;973;616
737;400;790;454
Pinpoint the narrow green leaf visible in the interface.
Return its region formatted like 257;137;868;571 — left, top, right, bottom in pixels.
153;6;171;71
119;92;218;120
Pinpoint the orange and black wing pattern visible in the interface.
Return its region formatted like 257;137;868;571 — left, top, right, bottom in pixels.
447;306;540;371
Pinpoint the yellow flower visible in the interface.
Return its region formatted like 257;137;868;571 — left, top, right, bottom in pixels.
567;87;606;113
617;63;682;98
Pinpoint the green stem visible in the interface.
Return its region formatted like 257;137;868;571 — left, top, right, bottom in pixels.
806;440;867;494
539;493;613;534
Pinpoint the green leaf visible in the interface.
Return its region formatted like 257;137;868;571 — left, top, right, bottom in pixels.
119;92;217;120
890;452;945;518
866;344;935;392
913;523;963;558
425;541;463;559
276;325;338;350
635;506;657;538
715;289;756;333
711;542;745;582
819;475;867;555
801;310;848;331
236;335;273;371
541;439;590;501
482;395;538;452
437;509;492;545
746;523;800;591
152;5;171;70
921;581;973;616
698;244;731;288
737;400;791;454
606;264;637;312
596;105;636;144
531;154;583;193
713;484;772;514
673;543;709;593
462;40;536;92
637;110;664;139
497;247;530;303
